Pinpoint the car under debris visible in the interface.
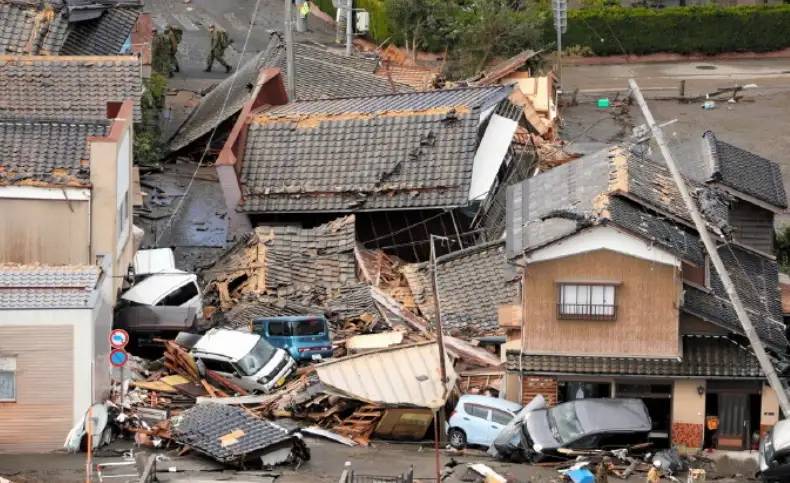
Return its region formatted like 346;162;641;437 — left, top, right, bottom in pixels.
760;420;790;482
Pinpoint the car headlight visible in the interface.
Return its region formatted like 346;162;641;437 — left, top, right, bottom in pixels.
533;443;543;453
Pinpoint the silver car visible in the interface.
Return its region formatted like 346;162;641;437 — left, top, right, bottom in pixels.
759;420;790;482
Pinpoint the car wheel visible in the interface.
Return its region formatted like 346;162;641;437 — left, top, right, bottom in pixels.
448;428;467;449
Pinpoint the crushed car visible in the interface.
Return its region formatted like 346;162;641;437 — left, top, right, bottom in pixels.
447;394;522;449
191;328;296;393
522;397;651;460
251;315;334;362
759;420;790;482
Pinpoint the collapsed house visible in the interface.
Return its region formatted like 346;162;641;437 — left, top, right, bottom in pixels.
168;32;411;155
216;69;530;261
0;0;143;56
502;137;788;451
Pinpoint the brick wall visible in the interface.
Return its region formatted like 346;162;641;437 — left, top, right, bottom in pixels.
521;375;557;406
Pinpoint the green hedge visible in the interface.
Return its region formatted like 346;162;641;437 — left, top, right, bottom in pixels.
312;0;391;43
554;5;790;56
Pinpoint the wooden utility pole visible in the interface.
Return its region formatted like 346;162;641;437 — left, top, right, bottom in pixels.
629;79;790;416
284;0;296;99
345;0;353;56
430;234;448;483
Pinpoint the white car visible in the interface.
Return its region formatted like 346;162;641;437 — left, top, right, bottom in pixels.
447;395;523;449
191;329;296;393
120;270;203;313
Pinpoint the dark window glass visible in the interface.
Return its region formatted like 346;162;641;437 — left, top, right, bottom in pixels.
464;403;490;420
200;358;236;374
293;318;326;336
158;282;198;306
267;321;291;336
491;408;513;425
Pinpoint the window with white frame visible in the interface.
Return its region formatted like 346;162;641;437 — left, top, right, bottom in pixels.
558;283;617;320
0;357;16;401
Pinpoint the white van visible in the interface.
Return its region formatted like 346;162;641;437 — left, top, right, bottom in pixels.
120;271;202;312
132;248;176;279
191;329;296;393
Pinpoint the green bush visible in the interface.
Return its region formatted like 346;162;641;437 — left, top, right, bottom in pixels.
312;0;390;44
552;5;790;56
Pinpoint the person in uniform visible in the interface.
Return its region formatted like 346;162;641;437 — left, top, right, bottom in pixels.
205;24;233;73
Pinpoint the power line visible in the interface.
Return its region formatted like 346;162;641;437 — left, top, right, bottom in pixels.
154;0;264;246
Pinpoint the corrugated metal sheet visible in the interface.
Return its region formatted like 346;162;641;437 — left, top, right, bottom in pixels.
315;341;456;409
346;331;403;351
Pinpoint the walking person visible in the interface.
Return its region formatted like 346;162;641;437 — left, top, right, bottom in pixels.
164;25;183;77
205;24;233;73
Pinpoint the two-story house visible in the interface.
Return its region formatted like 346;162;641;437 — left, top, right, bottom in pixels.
502;137;787;452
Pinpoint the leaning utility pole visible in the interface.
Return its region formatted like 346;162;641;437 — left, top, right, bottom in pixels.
284;0;296;99
345;0;353;56
429;234;448;483
629;79;790;416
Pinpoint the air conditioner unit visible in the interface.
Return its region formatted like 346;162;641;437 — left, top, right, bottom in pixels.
356;10;370;33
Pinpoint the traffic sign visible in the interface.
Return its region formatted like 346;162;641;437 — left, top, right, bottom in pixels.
109;329;129;349
110;349;128;368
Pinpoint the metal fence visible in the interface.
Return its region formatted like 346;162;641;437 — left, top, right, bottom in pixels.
339;465;415;483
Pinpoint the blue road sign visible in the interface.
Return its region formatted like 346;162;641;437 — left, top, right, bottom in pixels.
110;349;128;368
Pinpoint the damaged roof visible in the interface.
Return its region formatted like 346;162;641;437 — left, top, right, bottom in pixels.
0;263;100;309
703;131;787;209
239;86;511;213
507;335;764;379
0;118;109;186
0;55;142;121
0;0;141;55
168;33;409;152
315;341;457;409
203;215;357;308
506;145;788;350
401;241;519;336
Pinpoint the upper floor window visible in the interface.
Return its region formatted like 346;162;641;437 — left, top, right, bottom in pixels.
0;357;16;402
557;283;617;321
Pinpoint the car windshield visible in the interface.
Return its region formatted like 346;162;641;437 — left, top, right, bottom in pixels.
236;338;278;376
293;318;325;336
547;404;585;444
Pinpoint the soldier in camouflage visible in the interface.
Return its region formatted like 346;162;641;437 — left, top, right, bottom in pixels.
163;25;183;77
205;24;233;73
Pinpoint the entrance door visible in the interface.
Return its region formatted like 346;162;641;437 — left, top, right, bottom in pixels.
717;393;749;450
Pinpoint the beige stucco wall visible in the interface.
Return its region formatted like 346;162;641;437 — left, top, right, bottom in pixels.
0;197;90;265
673;379;706;424
90;116;134;300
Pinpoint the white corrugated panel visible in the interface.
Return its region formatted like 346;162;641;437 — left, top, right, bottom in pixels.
315;341;456;409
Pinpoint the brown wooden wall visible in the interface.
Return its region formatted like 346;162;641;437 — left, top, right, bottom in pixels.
523;249;681;357
729;200;774;254
0;325;74;453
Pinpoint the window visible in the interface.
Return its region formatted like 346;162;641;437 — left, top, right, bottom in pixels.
0;357;16;402
199;358;236;374
267;321;291;337
158;282;198;306
491;408;513;425
558;283;617;320
293;318;326;336
117;191;129;241
464;403;490;420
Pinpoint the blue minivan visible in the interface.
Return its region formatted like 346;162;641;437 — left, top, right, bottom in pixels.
251;316;334;362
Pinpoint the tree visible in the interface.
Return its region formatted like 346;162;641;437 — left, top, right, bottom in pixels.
385;0;459;59
775;225;790;273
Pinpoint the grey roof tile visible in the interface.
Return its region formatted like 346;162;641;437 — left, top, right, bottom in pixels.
704;131;787;209
0;2;70;55
401;241;519;336
507;335;764;378
0;55;142;121
239;86;510;212
168;33;410;152
0;264;100;309
0;118;109;186
61;7;141;55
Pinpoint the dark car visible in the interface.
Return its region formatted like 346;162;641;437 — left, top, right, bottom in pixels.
520;397;651;459
759;420;790;482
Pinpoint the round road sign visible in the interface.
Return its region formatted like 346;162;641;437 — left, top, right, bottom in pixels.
110;349;128;368
109;329;129;349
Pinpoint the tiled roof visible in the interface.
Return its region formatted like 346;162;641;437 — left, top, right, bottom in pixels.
0;118;109;186
173;403;302;465
401;241;519;336
506;335;763;378
220;297;318;328
703;131;787;209
0;264;100;309
168;33;409;152
0;55;142;121
239;86;510;213
0;1;140;55
60;7;141;56
506;146;787;350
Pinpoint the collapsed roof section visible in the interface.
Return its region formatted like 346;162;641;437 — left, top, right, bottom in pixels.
0;0;142;56
0;55;143;121
238;86;515;213
168;33;410;152
401;241;519;336
202;215;357;310
506;144;788;351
